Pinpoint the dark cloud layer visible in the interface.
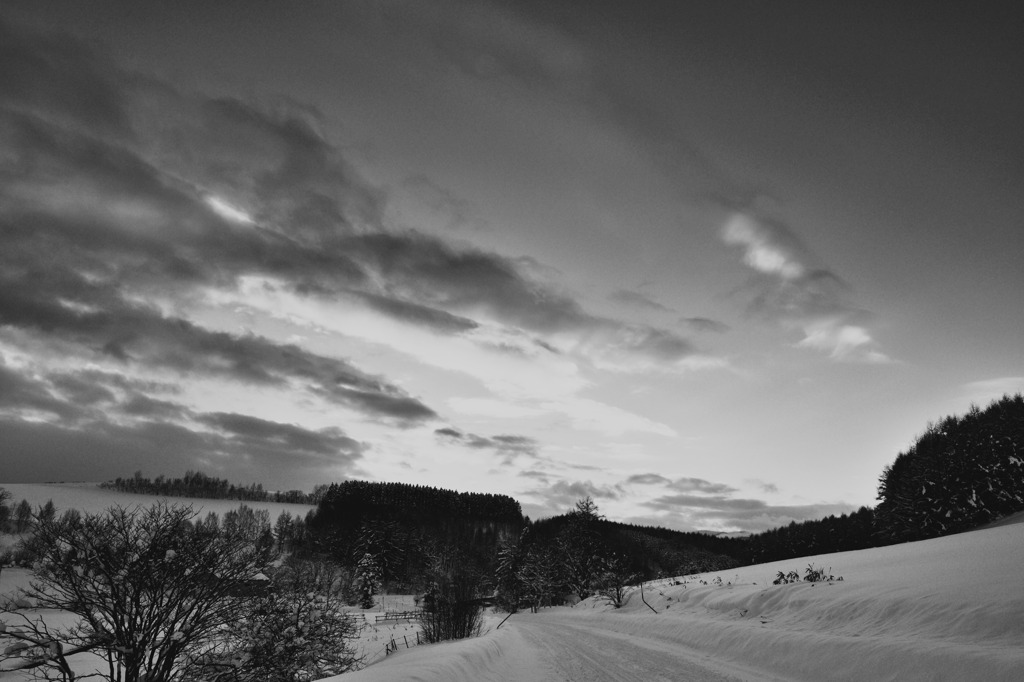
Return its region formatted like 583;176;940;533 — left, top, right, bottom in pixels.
523;479;625;518
609;289;673;313
1;14;699;351
0;363;364;486
434;427;537;460
684;317;730;334
0;13;705;487
620;472;847;532
642;493;856;533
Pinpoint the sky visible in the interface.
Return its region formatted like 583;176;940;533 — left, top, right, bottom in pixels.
1;1;1022;532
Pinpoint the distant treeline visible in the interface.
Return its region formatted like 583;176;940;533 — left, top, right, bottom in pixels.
529;515;744;577
101;470;326;505
744;506;876;565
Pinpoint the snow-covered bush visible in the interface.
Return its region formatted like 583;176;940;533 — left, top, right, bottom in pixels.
198;558;358;681
355;552;382;609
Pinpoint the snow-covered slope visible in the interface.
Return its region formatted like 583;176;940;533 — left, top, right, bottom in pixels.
333;517;1024;681
0;482;314;521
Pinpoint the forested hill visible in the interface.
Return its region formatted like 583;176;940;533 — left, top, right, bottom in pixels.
311;480;523;526
529;514;745;577
305;480;524;591
875;393;1024;542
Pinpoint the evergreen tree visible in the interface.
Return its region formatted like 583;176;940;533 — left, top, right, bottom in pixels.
37;499;56;524
355;552;381;609
13;499;32;533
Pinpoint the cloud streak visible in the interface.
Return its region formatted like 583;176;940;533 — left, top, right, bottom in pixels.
434;427;538;460
0;359;364;487
0;12;713;482
722;213;890;363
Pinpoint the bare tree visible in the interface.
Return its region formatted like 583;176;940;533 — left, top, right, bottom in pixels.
595;554;638;608
557;497;605;600
0;503;266;681
0;487;11;532
418;546;484;643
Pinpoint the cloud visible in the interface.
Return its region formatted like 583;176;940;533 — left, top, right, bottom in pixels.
796;319;892;363
625;473;672;486
0;18;132;137
0;358;88;422
407;0;749;204
393;175;486;232
684;317;730;334
722;214;808;280
517;469;551;482
197;412;364;460
609;289;673;313
0;14;718;486
434;427;538;460
1;27;698;371
721;212;891;363
523;479;625;518
641;492;857;533
616;470;840;531
0;414;364;489
0;363;364;487
0;274;435;423
962;377;1024;404
666;477;739;494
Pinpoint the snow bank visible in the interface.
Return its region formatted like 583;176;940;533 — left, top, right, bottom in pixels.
332;519;1024;681
335;627;540;682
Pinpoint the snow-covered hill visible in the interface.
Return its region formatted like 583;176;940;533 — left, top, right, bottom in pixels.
0;482;314;521
333;515;1024;681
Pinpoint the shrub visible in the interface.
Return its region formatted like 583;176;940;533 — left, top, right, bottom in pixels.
773;564;843;585
201;558;358;681
418;547;484;643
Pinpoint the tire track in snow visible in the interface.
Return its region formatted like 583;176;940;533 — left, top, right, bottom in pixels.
511;615;781;681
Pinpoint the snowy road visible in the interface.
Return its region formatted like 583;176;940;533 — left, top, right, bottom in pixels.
505;613;775;682
338;609;785;682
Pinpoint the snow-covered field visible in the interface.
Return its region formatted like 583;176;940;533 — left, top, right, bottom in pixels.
3;483;1023;680
332;514;1024;682
0;482;316;522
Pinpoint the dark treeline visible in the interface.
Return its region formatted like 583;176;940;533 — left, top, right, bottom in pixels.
742;393;1024;564
311;480;523;526
101;470;327;505
744;507;876;565
305;480;525;592
528;515;744;577
875;393;1024;542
